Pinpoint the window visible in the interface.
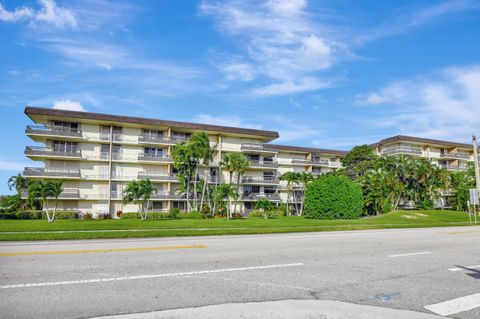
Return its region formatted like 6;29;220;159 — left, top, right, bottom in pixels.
52;141;78;153
312;155;321;162
152;202;163;211
263;156;273;163
144;147;164;157
52;121;79;132
264;187;275;194
142;129;164;138
248;154;260;161
245;202;254;210
172;201;186;210
171;131;191;140
264;171;275;178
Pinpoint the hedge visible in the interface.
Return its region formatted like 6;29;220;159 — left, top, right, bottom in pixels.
304;174;364;219
0;211;78;220
248;210;284;219
122;211;204;220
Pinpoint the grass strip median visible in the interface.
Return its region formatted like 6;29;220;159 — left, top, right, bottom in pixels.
0;210;477;241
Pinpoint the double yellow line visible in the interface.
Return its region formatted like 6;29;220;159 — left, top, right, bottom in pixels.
0;245;208;257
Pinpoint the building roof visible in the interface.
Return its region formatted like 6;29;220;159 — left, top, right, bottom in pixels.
25;106;279;141
373;135;472;149
269;144;348;156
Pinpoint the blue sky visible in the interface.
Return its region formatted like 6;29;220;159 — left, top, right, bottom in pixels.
0;0;480;194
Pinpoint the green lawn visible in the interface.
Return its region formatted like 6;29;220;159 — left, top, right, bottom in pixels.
0;210;476;241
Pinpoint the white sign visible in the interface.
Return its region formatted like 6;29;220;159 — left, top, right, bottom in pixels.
469;189;479;205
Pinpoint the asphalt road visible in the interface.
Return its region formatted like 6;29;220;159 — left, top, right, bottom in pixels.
0;226;479;318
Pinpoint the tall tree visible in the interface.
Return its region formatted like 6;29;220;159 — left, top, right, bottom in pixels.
342;145;378;180
8;174;27;194
189;132;215;211
297;172;313;216
280;171;299;216
220;153;249;218
171;142;196;212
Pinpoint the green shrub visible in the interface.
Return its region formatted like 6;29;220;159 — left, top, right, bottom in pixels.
122;212;170;219
0;212;17;219
419;200;434;210
248;210;284;219
178;211;204;219
11;210;78;220
169;208;180;219
304;174;364;219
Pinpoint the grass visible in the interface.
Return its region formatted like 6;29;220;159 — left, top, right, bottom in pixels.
0;210;477;241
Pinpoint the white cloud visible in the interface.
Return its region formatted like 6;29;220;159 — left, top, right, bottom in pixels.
252;77;330;96
192;114;263;129
356;65;480;142
0;4;34;21
53;99;85;111
0;0;77;29
200;0;345;95
0;160;28;171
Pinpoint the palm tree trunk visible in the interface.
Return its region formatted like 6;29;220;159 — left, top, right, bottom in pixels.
44;199;51;222
200;166;208;210
233;173;241;216
52;197;58;222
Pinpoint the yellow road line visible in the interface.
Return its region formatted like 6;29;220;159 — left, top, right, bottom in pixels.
0;245;208;256
445;230;480;234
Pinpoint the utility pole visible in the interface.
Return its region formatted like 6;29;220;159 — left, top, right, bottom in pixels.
473;135;480;192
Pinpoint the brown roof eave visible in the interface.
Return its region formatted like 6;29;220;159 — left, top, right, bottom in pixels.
25;106;279;140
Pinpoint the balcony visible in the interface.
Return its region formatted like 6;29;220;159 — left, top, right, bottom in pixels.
382;147;422;156
241;143;277;153
439;164;468;171
138;135;188;145
25;146;81;158
439;153;470;160
26;125;82;138
151;192;187;200
23;167;81;178
138;172;178;181
137;153;173;163
241;193;280;201
22;189;80;199
248;160;279;168
241;176;279;184
291;158;329;166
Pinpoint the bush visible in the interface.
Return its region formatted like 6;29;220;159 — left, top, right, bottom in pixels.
304;174;364;219
82;212;93;220
419;199;434;210
169;208;180;219
248;210;284;219
231;212;243;219
11;210;78;220
0;212;17;219
178;211;204;219
122;212;170;219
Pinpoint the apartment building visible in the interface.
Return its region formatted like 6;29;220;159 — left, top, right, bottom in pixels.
373;135;474;171
22;106;475;216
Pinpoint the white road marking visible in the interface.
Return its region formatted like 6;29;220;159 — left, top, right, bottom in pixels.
0;263;304;289
448;265;480;272
424;293;480;316
388;252;432;258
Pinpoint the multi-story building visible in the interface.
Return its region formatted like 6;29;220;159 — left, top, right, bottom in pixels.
22;106;475;216
373;135;474;171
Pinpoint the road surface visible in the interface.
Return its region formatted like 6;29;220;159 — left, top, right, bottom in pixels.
1;226;479;318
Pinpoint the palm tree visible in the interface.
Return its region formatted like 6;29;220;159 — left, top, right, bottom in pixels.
171;142;196;212
280;171;299;216
27;180;64;222
123;179;157;220
297;172;313;216
189;132;215;210
212;183;237;218
8;174;27;194
221;153;249;218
